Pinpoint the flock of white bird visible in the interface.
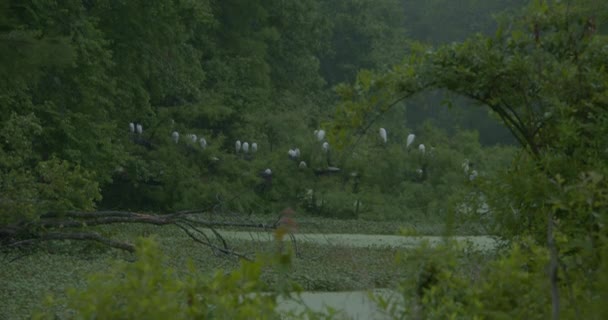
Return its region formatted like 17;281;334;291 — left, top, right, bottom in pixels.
169;131;209;150
461;159;478;181
379;127;423;153
129;122;144;135
378;127;478;180
129;123;477;181
234;140;258;154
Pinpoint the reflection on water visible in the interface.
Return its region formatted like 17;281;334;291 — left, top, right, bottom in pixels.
278;289;400;320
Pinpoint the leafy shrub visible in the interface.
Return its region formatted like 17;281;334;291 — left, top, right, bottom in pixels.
382;233;608;319
378;239;553;319
34;238;283;320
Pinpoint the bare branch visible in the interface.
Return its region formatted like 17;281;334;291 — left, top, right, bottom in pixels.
2;209;284;260
173;223;252;261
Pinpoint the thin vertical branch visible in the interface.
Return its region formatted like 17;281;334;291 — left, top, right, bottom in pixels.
547;209;560;320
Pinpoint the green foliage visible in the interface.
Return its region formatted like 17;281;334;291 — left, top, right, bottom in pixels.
0;113;41;223
9;0;596;318
34;237;284;320
318;0;408;85
334;0;607;318
333;0;608;235
384;240;552;319
0;112;101;224
36;158;101;214
1;0;518;227
385;236;608;319
402;0;527;44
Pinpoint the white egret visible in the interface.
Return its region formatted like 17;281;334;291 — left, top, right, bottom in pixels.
418;144;426;154
136;124;143;134
288;149;296;158
316;129;326;141
235;140;241;153
242;142;249;153
251;142;258;153
354;200;363;210
129;122;135;133
322;142;329;152
171;131;179;144
294;148;301;158
264;168;272;175
190;134;197;143
462;159;470;174
379;128;387;143
469;170;478;181
407;133;415;148
299;161;307;169
199;137;207;149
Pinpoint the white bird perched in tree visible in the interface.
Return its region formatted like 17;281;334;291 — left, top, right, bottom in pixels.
407;133;415;148
316;129;326;141
235;140;241;153
299;161;307;169
190;134;197;143
288;149;297;159
264;168;272;175
199;137;207;149
171;131;179;143
379;128;387;143
322;142;330;152
294;148;301;158
242;142;249;153
469;170;478;181
129;122;135;133
251;142;258;153
462;159;470;174
136;123;143;134
418;144;426;154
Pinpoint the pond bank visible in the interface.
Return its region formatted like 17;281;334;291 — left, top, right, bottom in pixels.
198;229;500;251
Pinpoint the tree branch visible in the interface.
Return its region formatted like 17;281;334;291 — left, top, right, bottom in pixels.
2;209;283;259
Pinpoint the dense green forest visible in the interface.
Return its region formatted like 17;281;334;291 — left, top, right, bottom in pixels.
1;0;607;319
0;0;524;220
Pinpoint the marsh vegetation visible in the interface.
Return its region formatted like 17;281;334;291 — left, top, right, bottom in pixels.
1;0;607;319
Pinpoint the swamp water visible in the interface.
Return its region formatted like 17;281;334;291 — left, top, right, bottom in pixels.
277;289;399;319
208;230;498;318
